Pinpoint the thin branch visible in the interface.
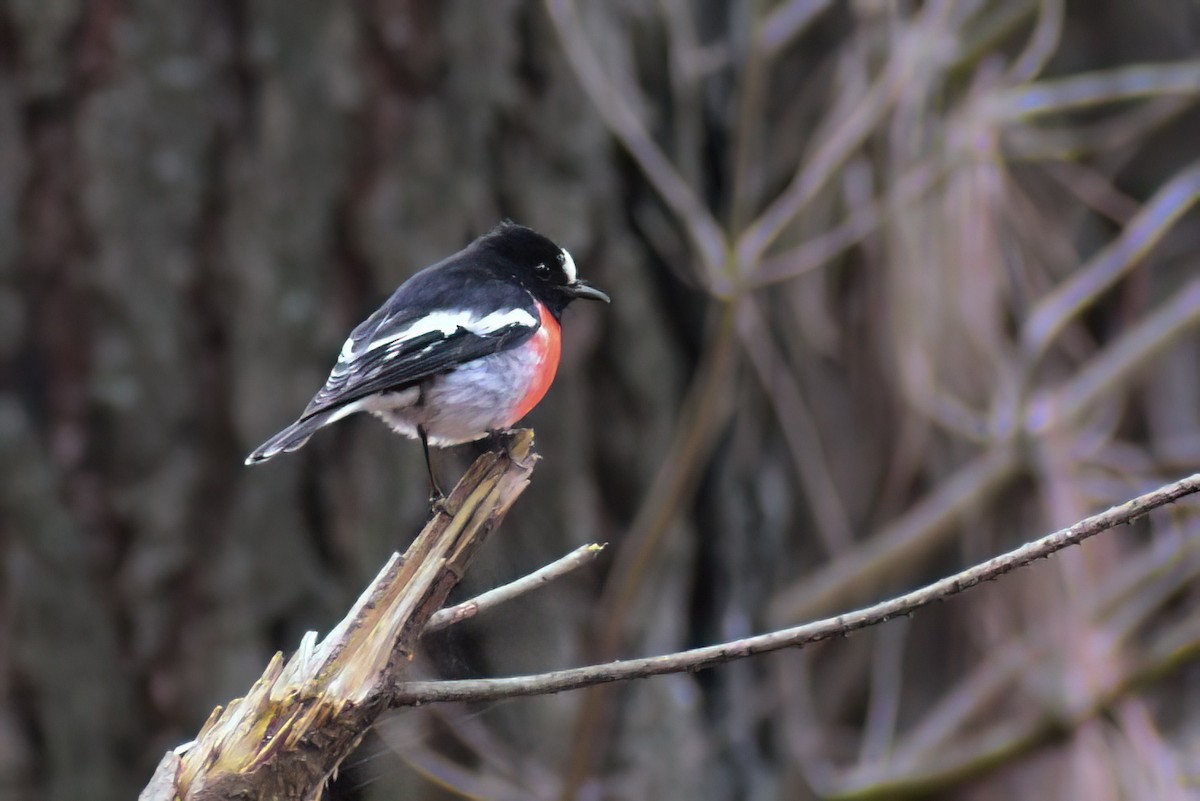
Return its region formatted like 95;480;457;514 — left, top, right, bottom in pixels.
749;159;945;288
735;2;952;273
543;0;728;282
1003;0;1063;86
736;297;852;553
733;59;898;273
949;1;1038;74
1002;95;1193;161
1021;160;1200;360
768;444;1021;624
870;522;1200;780
424;544;607;634
1040;161;1140;225
594;309;739;641
827;612;1200;800
1030;276;1200;433
760;0;834;59
982;60;1200;121
390;471;1200;707
773;264;1200;627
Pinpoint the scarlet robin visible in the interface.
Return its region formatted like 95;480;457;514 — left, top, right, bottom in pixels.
245;221;609;498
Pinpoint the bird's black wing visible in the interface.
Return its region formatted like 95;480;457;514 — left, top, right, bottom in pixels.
299;290;541;419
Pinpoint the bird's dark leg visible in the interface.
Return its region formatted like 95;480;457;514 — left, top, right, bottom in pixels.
418;425;446;503
484;428;515;452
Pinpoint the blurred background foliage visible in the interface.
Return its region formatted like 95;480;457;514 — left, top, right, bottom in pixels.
2;0;1200;799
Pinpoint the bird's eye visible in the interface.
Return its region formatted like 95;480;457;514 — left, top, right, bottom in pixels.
535;263;550;276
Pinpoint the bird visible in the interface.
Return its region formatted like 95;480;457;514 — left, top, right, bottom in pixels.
245;221;610;498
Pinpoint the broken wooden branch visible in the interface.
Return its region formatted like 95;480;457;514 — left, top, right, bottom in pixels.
140;430;537;801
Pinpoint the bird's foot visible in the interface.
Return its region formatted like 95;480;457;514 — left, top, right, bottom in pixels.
484;428;516;452
427;472;448;511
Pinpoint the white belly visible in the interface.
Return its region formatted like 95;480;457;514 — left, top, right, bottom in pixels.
358;346;546;446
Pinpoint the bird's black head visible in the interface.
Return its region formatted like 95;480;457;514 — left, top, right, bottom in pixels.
479;221;610;316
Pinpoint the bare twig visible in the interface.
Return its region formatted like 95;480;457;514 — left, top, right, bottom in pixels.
424;543;607;634
1040;161;1140;225
950;0;1038;72
1030;276;1200;433
1003;95;1193;160
827;612;1200;799
1021;160;1200;359
390;472;1200;707
769;444;1021;624
1003;0;1063;85
760;0;834;59
595;311;738;637
750;162;938;287
983;60;1200;120
864;523;1200;783
771;265;1200;626
736;297;852;553
543;0;728;282
735;3;949;272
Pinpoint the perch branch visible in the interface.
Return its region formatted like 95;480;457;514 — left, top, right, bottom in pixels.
139;431;538;801
389;471;1200;707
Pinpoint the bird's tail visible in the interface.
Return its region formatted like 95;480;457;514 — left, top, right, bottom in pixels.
244;409;340;465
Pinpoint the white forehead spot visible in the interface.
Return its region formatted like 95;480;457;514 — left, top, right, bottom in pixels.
559;248;578;283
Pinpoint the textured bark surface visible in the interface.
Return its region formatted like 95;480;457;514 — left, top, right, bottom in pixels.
2;2;1200;800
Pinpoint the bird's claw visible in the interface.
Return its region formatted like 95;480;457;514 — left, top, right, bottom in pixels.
484;428;516;452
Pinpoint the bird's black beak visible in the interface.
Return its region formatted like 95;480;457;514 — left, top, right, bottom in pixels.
565;281;611;303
